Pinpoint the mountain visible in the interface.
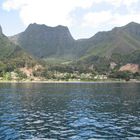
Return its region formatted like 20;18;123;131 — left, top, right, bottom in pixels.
10;22;140;69
0;25;19;59
0;25;37;71
79;22;140;59
73;22;140;72
10;23;76;60
10;22;140;58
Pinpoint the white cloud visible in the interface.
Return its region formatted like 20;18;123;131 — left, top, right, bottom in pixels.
82;10;140;30
82;0;140;30
2;0;95;26
111;13;140;26
97;0;139;7
82;11;112;27
2;0;28;10
80;0;139;8
2;0;140;38
3;0;139;26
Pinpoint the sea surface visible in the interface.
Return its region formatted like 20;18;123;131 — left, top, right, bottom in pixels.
0;83;140;140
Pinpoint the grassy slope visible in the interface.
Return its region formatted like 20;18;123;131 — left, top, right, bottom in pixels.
0;34;38;69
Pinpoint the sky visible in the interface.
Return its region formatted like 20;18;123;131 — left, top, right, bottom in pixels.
0;0;140;39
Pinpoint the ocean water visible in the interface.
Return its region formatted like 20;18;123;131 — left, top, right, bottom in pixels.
0;83;140;140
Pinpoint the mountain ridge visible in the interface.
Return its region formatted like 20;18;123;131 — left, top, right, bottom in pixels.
9;22;140;67
10;23;76;60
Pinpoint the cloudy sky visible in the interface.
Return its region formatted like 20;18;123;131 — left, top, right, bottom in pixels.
0;0;140;39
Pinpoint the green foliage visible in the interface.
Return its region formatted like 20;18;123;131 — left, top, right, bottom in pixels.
41;70;55;79
111;50;140;65
109;71;135;81
0;22;140;81
0;30;39;75
15;69;27;80
2;72;12;80
0;61;6;73
77;55;110;73
133;72;140;80
0;36;17;59
8;22;140;78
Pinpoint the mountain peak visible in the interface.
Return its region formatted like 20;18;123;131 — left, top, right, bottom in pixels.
26;23;69;31
126;22;139;26
10;21;140;63
12;23;75;59
25;23;73;39
55;25;69;30
121;22;140;30
121;22;140;36
25;23;73;38
26;23;45;30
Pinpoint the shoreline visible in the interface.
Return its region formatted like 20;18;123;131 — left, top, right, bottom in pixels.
0;80;140;84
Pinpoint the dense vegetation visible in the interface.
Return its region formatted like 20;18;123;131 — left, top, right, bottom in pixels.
0;28;40;80
0;22;140;81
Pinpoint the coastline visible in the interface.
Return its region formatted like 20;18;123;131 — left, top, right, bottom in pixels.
0;80;140;84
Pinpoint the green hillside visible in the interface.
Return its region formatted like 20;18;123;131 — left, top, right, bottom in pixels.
75;22;140;71
80;22;140;59
10;22;140;63
0;26;38;73
9;22;140;75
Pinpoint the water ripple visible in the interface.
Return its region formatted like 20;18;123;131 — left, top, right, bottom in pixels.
0;83;140;139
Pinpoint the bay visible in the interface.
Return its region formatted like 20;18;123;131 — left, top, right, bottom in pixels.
0;83;140;139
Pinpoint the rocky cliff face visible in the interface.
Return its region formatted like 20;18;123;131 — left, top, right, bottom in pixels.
119;64;140;73
10;23;76;59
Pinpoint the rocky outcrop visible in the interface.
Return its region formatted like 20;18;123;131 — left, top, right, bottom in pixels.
10;23;75;59
119;64;140;73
